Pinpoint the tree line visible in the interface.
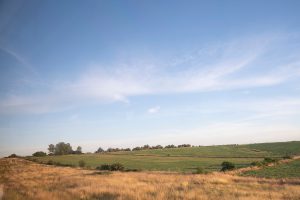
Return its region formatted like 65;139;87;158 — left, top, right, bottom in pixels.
95;144;192;153
47;142;82;155
31;142;193;156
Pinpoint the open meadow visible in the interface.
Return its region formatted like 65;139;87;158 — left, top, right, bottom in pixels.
27;141;300;173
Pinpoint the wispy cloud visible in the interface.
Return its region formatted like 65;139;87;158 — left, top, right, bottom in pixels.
0;46;39;76
148;106;160;114
0;34;300;115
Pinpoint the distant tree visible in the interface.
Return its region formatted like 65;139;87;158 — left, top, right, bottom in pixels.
54;142;73;155
32;151;47;157
132;146;142;151
107;148;115;152
124;148;131;151
142;144;150;150
74;146;82;154
165;144;176;148
178;144;191;148
151;145;163;149
95;147;104;153
48;144;55;154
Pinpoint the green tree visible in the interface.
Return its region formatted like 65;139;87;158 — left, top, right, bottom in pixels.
54;142;73;155
32;151;47;157
48;144;55;154
95;147;104;153
75;146;82;154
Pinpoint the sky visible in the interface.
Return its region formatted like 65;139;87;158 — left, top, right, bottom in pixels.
0;0;300;157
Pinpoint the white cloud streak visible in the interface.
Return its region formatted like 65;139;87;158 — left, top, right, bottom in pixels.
148;106;160;114
0;34;300;115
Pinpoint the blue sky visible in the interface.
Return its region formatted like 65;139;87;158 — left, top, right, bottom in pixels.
1;0;300;156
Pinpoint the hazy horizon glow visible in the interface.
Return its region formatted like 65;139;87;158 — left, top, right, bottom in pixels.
1;0;300;156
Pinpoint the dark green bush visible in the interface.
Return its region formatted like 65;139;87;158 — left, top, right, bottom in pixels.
263;157;277;165
96;163;124;171
110;163;124;171
250;161;263;167
32;151;47;157
97;164;111;170
220;161;235;172
78;160;86;167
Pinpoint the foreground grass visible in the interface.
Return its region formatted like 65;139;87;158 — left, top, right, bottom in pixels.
242;159;300;179
1;158;300;200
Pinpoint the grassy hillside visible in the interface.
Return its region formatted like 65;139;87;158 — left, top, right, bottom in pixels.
242;159;300;178
242;141;300;156
28;141;300;172
112;145;271;157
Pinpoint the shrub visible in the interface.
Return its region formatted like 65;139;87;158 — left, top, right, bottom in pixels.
250;161;263;167
96;163;125;171
110;163;124;171
221;161;235;172
97;164;111;170
32;151;47;157
263;157;277;165
78;160;86;167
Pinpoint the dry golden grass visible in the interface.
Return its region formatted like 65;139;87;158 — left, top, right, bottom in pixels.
1;158;300;200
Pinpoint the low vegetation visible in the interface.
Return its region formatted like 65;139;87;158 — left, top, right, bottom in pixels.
32;151;47;157
96;163;125;171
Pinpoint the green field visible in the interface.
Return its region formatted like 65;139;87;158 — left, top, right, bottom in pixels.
28;141;300;173
241;159;300;178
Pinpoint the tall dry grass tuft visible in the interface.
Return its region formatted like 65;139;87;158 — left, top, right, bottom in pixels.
0;158;300;200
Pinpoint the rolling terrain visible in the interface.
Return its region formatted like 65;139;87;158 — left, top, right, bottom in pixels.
1;158;300;200
28;141;300;172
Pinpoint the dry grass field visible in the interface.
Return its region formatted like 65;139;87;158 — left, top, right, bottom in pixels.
1;158;300;200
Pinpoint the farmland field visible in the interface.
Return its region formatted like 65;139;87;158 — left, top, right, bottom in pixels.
27;141;300;172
